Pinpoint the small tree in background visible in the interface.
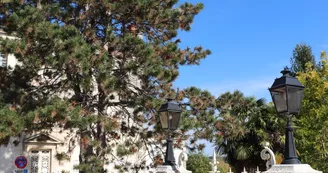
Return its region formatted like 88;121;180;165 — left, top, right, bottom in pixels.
290;43;316;73
187;152;212;173
295;51;328;171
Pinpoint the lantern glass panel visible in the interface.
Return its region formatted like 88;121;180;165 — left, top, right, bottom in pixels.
287;86;304;114
169;112;181;130
270;87;288;114
160;111;168;129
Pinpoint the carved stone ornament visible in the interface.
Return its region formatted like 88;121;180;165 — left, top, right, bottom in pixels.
260;142;276;170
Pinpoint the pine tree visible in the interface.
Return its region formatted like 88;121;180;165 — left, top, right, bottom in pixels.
0;0;213;172
290;43;316;73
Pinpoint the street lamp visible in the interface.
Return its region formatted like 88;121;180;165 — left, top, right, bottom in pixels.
158;99;182;166
269;67;305;164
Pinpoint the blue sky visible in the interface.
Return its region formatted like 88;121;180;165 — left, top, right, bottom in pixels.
174;0;328;155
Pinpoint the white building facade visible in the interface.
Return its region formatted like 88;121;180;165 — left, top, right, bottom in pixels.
0;129;80;173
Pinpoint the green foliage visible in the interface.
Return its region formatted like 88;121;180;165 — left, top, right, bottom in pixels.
0;0;212;172
0;105;24;144
116;144;135;157
295;51;328;171
55;152;70;161
290;43;316;73
214;91;285;173
186;153;211;173
179;87;217;150
217;158;230;173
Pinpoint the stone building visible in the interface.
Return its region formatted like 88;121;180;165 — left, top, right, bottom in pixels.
0;129;80;173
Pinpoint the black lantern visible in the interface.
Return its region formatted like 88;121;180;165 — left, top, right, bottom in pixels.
158;99;182;166
269;67;305;116
269;67;304;164
158;99;182;131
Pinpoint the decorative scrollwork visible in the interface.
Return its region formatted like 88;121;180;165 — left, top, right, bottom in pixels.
260;148;272;160
260;142;276;170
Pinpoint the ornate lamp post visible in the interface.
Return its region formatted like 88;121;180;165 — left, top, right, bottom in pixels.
158;99;182;166
269;67;304;164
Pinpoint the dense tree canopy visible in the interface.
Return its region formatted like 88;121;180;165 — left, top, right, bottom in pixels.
295;51;328;171
3;1;326;173
214;91;285;173
0;0;214;172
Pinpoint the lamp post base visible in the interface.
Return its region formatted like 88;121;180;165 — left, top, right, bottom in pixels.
281;157;301;164
155;165;193;173
155;165;178;173
164;136;176;166
263;164;322;173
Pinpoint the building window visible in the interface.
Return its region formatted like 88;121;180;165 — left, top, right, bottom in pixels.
0;53;7;67
30;150;51;173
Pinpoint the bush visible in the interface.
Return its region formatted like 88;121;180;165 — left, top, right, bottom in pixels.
187;153;211;173
217;158;230;173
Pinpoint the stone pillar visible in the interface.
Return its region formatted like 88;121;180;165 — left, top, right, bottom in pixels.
156;140;192;173
155;165;178;173
156;165;193;173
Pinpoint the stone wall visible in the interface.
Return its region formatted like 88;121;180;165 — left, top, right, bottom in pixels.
0;136;24;173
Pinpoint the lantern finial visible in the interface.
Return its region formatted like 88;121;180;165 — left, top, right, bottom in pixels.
281;67;292;76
